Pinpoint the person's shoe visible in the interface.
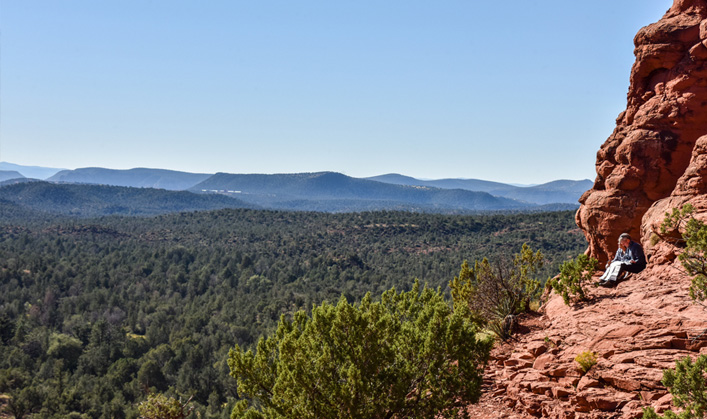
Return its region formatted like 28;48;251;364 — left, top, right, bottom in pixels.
594;280;607;287
600;280;617;288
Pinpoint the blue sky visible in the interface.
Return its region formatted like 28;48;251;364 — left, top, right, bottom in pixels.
0;0;671;183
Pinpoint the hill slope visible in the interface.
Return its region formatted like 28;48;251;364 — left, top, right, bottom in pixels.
191;171;532;212
0;170;25;182
48;167;212;190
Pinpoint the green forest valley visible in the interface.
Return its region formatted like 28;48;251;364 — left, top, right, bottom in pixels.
0;204;587;418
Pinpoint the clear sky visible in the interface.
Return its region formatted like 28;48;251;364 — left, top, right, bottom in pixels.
0;0;672;184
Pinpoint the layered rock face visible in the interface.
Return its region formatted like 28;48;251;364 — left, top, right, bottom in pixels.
463;2;707;418
577;0;707;264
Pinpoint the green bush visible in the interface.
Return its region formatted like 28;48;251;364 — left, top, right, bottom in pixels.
661;204;707;307
660;203;696;238
574;351;597;374
449;243;544;339
137;393;193;419
548;254;598;305
227;282;492;419
643;355;707;419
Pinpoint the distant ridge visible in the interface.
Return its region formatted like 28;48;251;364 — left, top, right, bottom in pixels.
366;174;592;205
0;162;64;179
365;174;515;193
48;167;212;191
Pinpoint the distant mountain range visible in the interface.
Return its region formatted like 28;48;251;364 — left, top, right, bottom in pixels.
365;174;514;192
0;162;592;215
189;172;531;212
365;174;592;205
0;162;64;179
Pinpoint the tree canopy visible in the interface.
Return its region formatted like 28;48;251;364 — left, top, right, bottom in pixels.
0;207;585;417
228;282;492;419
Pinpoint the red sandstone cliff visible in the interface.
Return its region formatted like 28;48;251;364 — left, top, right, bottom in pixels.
466;1;707;417
577;0;707;265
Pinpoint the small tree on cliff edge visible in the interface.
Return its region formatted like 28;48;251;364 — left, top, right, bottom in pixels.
548;253;598;306
227;281;492;419
449;243;544;339
661;204;707;306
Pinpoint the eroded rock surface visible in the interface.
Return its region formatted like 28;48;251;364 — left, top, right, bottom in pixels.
577;0;707;264
467;265;707;419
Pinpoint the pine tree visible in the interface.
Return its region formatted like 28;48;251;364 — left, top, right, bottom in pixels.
643;355;707;419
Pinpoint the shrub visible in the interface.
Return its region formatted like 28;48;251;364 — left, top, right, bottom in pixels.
548;254;598;305
660;203;696;238
574;351;597;374
228;282;492;419
137;393;193;419
661;204;707;307
642;355;707;419
449;243;544;339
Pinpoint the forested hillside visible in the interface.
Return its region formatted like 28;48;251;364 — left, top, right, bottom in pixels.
0;182;255;217
0;207;586;418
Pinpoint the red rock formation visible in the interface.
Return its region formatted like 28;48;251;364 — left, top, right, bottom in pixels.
576;0;707;264
641;134;707;264
464;2;707;418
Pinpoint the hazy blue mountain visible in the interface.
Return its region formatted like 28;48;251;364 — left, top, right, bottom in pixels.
48;167;212;190
488;180;592;205
0;162;590;211
367;174;592;205
366;174;515;193
524;179;593;192
0;170;25;182
0;181;255;217
191;172;531;212
0;162;64;179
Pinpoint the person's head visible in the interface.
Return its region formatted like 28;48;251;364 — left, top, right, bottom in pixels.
619;233;631;247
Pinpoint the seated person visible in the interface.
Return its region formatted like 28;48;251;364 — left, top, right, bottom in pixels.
597;233;646;287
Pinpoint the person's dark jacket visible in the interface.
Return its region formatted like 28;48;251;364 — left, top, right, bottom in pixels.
612;240;646;270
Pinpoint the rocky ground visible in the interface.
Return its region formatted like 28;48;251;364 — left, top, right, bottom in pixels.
466;263;707;419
